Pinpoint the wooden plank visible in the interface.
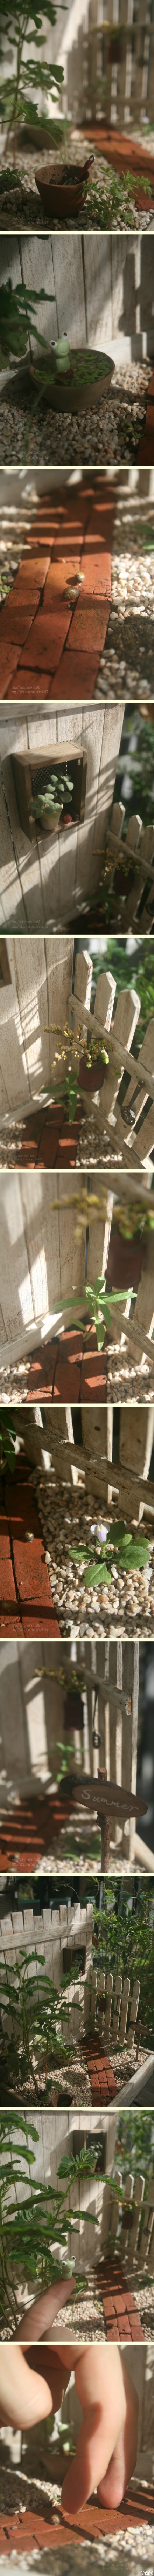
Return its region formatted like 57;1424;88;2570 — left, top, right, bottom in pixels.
0;977;31;1114
119;1406;154;1521
20;235;57;349
128;1979;141;2050
52;239;86;346
96;986;141;1138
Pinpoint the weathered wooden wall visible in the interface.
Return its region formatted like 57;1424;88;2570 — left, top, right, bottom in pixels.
0;705;124;932
1;236;154;366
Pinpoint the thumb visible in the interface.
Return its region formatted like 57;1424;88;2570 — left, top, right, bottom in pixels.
0;2346;53;2432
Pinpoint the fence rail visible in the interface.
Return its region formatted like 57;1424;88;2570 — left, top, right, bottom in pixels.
22;1398;154;1528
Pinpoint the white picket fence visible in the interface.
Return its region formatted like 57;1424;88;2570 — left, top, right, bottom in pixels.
0;1165;154;1381
22;1395;154;1537
70;946;154;1173
104;802;154;936
66;0;154;136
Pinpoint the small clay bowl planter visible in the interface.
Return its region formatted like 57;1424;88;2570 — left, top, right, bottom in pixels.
35;156;92;220
79;1054;105;1095
30;347;114;415
64;1688;84;1729
29;800;62;836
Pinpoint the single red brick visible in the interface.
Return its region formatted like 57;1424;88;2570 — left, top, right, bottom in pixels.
21;606;71;668
17;554;51;585
49;650;100;699
6;671;51;701
106;2324;120;2341
0;598;40;645
22;1608;59;1636
130;2316;144;2339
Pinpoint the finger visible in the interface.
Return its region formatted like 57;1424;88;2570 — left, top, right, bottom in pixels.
21;2346;70;2412
16;2279;76;2342
97;2399;139;2506
61;2349;128;2520
61;2402;105;2519
0;2348;54;2433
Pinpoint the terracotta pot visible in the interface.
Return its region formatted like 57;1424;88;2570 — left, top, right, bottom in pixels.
64;1688;84;1729
35;157;92;219
121;2205;134;2230
79;1053;105;1094
30;347;114;414
108;29;126;60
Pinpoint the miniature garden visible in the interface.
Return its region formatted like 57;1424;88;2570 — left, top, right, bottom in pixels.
1;1167;154;1407
0;2087;154;2329
0;1401;154;1641
0;5;154;239
0;1860;154;2102
0;255;153;469
0;465;153;704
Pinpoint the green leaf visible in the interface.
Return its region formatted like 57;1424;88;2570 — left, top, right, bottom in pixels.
84;1559;111;1587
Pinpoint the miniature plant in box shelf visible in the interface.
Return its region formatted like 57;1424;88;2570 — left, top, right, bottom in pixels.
29;769;74;836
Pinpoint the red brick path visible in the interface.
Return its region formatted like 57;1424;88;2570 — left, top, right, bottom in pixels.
81;2034;118;2103
28;1325;107;1403
0;1786;70;1866
17;1103;81;1168
84;124;154;207
0;479;115;701
0;1466;59;1637
0;2485;153;2550
96;2259;144;2341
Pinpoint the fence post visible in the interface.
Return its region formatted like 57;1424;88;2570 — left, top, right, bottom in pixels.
128;1979;141;2051
119;1978;130;2043
104;1972;113;2044
111;1976;123;2042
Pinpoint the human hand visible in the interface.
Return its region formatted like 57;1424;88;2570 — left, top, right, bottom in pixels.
0;2330;139;2511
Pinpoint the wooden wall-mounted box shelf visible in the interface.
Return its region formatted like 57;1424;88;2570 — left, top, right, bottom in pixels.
12;745;87;845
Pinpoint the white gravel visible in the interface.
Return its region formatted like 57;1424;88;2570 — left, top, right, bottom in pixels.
0;363;150;468
30;1466;154;1639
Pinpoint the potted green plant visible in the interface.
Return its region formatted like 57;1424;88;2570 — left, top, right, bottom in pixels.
30;335;114;415
35;134;93;222
78;1035;109;1095
29;768;74;836
48;1022;109;1125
